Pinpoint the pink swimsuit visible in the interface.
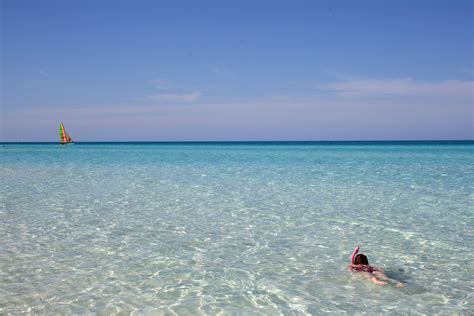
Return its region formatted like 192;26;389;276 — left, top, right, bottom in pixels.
351;265;375;273
350;246;375;273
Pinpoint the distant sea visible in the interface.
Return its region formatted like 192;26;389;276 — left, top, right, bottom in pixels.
1;141;473;314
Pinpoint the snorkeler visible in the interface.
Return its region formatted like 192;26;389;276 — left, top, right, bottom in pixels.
348;246;404;287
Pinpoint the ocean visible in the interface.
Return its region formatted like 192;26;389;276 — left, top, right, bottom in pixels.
1;141;473;314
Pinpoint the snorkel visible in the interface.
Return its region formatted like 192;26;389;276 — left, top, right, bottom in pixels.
351;246;360;265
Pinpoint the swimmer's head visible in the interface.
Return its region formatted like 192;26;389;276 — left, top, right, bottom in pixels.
354;253;369;265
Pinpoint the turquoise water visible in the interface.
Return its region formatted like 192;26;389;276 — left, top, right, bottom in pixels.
1;142;473;314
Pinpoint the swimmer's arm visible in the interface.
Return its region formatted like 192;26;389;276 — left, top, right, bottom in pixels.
372;271;405;287
370;276;387;286
361;272;387;285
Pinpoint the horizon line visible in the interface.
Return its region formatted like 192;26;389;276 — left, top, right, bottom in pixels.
1;140;473;145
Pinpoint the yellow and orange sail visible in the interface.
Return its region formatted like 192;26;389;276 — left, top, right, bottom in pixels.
59;123;73;144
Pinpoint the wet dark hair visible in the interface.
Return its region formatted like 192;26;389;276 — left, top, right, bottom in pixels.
354;253;369;265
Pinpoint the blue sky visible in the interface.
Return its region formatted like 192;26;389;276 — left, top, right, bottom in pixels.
1;0;473;141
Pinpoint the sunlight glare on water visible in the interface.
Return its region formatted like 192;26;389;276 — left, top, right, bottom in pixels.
1;142;473;314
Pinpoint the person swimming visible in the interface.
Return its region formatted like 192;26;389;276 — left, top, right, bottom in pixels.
348;246;404;287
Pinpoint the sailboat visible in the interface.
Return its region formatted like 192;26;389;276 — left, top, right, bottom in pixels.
59;123;74;145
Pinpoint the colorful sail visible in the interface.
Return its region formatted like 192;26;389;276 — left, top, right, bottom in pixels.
59;123;73;144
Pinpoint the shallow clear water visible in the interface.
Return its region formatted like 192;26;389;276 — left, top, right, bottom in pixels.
1;142;473;315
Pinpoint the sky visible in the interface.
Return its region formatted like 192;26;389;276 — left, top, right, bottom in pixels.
1;0;473;141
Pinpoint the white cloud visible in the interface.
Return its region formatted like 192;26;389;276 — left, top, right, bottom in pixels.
150;78;173;91
147;92;202;103
206;63;230;75
147;78;202;103
321;78;474;97
458;67;474;76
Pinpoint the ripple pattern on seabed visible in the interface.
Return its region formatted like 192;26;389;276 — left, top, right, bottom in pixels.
0;143;473;314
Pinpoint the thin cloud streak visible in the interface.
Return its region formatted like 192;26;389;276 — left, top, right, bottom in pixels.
321;78;474;97
150;78;173;91
147;78;202;103
147;92;202;103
